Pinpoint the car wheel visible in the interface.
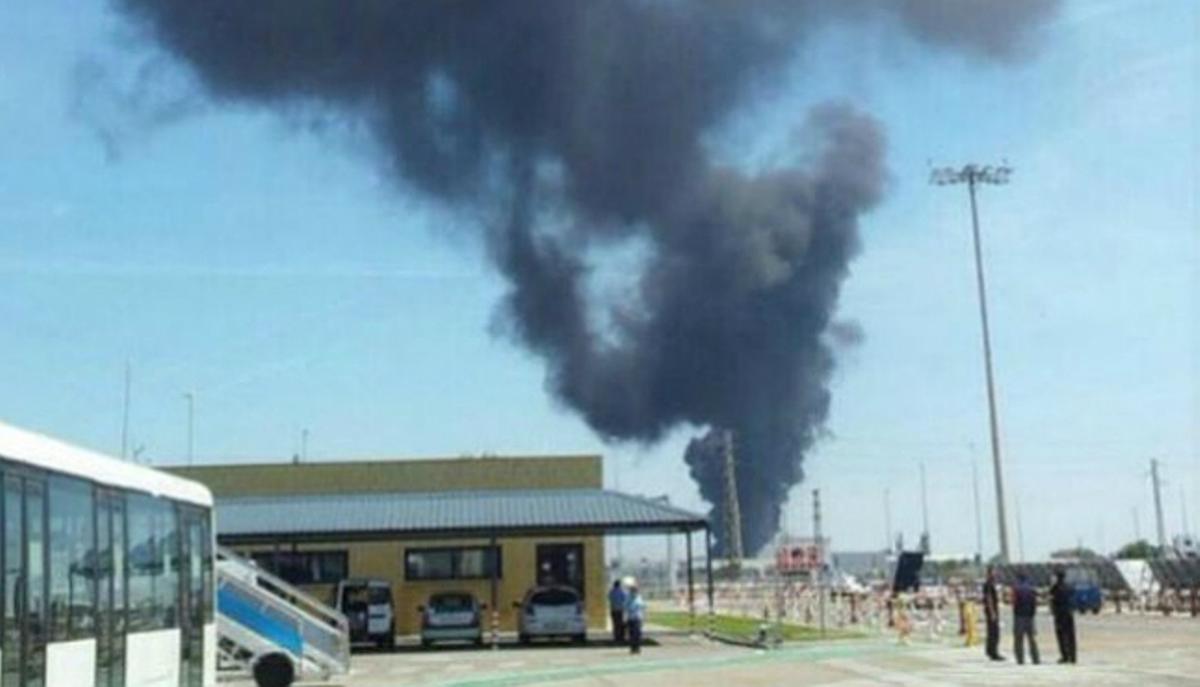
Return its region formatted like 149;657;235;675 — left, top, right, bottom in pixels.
253;653;295;687
519;633;531;645
572;633;586;644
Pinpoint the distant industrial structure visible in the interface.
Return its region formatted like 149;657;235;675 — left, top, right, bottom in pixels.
721;429;745;566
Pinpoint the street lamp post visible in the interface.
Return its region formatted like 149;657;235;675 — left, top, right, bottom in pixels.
183;391;195;465
931;162;1013;563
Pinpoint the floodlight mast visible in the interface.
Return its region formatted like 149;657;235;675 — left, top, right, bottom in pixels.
930;162;1013;564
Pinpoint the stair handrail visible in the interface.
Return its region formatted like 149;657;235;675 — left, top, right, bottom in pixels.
216;546;351;675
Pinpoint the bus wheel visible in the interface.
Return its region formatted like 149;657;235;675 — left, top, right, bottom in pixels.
253;653;295;687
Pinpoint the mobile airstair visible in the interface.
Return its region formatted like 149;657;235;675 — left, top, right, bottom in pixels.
216;547;351;685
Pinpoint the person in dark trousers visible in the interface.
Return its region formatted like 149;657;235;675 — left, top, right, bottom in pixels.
1011;573;1041;665
1050;568;1077;663
608;580;627;644
625;586;646;654
982;567;1005;661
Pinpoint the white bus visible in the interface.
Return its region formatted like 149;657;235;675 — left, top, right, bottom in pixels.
0;420;215;687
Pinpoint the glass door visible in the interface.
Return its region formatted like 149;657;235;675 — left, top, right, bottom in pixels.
3;476;48;687
95;492;125;687
178;509;206;687
3;477;23;687
535;543;585;596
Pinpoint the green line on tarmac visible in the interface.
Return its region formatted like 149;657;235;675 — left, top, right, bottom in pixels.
436;639;908;687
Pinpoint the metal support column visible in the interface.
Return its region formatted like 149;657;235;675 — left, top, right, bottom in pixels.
686;530;696;634
489;532;500;650
705;526;715;637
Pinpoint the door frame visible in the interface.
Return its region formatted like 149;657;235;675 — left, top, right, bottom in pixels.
534;543;585;596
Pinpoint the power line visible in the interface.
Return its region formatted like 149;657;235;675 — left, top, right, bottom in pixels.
931;161;1014;563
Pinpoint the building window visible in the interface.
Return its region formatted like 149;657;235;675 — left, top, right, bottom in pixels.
251;551;348;586
404;546;501;581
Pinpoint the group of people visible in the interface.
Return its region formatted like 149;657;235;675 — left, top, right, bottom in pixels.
981;566;1078;665
608;579;647;654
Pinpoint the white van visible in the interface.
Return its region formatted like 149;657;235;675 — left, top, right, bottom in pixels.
335;579;396;649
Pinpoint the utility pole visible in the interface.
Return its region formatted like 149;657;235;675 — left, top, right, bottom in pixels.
1181;487;1190;537
883;488;893;553
300;428;309;462
1151;459;1167;550
183;391;195;466
919;462;931;554
722;429;745;566
813;488;826;637
972;462;983;563
931;162;1013;563
1015;493;1025;563
120;361;132;460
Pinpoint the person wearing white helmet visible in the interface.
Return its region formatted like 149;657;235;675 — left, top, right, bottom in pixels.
625;585;647;654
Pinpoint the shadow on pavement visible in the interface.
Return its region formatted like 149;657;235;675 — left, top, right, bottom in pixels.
354;636;663;655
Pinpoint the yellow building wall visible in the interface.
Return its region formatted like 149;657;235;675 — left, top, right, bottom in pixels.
236;534;608;635
169;454;602;498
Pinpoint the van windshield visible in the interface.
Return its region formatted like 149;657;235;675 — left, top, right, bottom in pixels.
530;589;578;606
345;586;391;606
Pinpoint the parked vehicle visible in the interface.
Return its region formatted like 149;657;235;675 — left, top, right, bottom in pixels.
335;579;396;649
1065;567;1103;614
515;586;587;644
420;592;485;647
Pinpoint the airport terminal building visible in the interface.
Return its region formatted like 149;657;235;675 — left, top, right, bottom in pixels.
171;455;708;636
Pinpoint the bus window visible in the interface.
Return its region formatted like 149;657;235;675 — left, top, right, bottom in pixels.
3;478;22;686
156;500;179;629
49;476;95;641
127;495;159;632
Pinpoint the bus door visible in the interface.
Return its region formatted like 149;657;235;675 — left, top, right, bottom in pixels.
178;508;208;687
95;491;126;687
3;475;48;687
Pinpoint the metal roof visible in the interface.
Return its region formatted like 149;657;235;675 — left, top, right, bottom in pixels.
215;488;708;542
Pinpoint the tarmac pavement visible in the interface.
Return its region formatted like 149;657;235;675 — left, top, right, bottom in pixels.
297;612;1199;686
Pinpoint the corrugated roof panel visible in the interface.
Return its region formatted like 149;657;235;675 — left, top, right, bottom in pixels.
215;488;707;538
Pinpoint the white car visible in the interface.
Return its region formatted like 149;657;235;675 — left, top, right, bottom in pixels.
516;586;587;644
420;592;484;647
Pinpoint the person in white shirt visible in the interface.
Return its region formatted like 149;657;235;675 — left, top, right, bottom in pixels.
624;586;647;654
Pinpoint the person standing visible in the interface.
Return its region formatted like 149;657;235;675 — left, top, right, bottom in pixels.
982;567;1005;661
608;580;628;644
1011;573;1041;665
1050;569;1077;664
625;585;646;655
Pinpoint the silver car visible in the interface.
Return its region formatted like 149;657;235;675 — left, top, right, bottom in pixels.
420;592;484;647
516;586;586;644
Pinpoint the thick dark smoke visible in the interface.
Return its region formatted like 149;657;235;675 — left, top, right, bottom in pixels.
109;0;1059;555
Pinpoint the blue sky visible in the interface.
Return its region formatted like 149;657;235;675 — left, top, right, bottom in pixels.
1;0;1196;560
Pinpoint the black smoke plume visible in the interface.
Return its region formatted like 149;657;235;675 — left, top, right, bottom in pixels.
108;0;1059;555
